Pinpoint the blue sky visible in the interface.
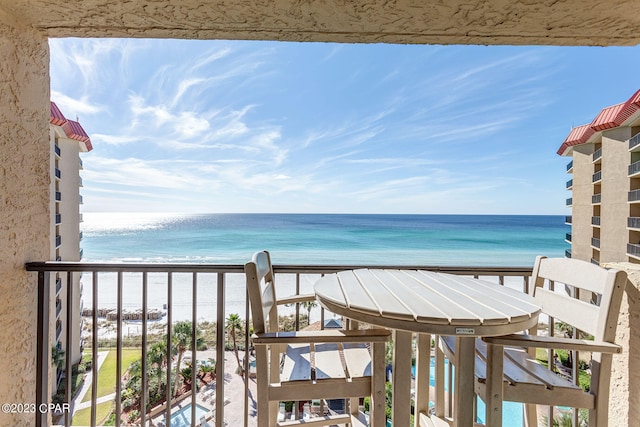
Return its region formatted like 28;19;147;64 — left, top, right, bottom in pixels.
49;39;640;215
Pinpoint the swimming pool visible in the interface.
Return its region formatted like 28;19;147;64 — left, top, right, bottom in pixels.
409;359;524;427
166;403;209;427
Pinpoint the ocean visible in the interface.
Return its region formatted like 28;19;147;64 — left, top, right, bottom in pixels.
80;213;568;322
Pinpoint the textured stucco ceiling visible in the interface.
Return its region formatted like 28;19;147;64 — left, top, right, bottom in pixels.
1;0;640;46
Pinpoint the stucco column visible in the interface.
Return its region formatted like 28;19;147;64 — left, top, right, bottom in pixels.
602;262;640;427
0;10;50;427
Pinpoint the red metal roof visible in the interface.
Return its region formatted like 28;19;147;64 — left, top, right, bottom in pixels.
615;89;640;125
49;101;93;151
557;124;594;155
49;102;67;126
590;102;625;131
558;88;640;155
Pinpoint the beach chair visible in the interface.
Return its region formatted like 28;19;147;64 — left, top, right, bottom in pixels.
436;256;627;427
245;251;391;427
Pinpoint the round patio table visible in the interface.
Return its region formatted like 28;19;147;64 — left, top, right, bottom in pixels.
314;268;541;427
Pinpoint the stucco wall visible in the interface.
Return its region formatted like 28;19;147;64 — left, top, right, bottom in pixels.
603;262;640;427
569;144;594;262
601;127;632;263
0;11;50;426
2;0;640;46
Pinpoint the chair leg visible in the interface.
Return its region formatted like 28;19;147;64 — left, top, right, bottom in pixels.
371;341;386;427
484;342;504;427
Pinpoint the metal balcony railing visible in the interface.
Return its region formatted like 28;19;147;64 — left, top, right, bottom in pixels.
55;213;62;224
592;216;601;226
591;237;601;248
592;147;602;162
628;243;640;258
566;197;573;206
55;191;61;201
26;261;534;427
592;170;602;183
566;160;573;172
55;235;61;248
629;189;640;203
628;217;640;229
565;215;572;224
566;179;573;189
54;143;61;157
565;233;572;242
565;249;572;258
630;132;640;151
592;193;602;204
629;161;640;176
55;168;61;179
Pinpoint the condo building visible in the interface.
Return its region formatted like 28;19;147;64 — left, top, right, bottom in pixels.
48;102;92;389
559;89;640;265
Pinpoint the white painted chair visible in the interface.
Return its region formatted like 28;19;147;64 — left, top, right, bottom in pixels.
245;251;390;427
436;256;627;427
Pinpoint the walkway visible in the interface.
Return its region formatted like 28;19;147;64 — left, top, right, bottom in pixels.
71;351;109;415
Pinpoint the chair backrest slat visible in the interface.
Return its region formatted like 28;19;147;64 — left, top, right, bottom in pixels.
246;251;278;334
531;256;627;342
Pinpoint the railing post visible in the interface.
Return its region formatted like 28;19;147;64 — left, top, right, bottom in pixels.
215;272;225;427
36;271;50;427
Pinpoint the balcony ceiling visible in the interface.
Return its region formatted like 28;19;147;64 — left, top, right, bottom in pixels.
1;0;640;46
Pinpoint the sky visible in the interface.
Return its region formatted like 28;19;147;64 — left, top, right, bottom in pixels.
49;39;640;215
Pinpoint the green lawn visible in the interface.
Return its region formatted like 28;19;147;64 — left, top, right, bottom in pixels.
72;400;112;426
81;348;141;403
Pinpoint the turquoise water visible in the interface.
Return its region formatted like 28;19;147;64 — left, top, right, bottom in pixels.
80;213;568;321
166;403;209;427
410;359;523;426
82;213;567;266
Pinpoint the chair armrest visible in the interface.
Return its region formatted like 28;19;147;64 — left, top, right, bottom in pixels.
276;294;317;305
252;329;391;345
482;334;622;354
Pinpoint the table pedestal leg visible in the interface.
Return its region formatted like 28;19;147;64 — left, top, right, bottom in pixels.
392;330;412;427
454;337;475;427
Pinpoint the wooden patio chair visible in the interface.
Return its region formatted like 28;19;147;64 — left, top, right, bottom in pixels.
436;256;627;427
245;251;391;427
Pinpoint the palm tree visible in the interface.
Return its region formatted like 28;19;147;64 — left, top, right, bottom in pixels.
51;346;65;371
225;313;244;374
148;341;168;397
172;321;202;397
300;300;317;327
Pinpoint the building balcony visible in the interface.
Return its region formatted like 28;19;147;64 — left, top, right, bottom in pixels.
54;143;61;157
630;189;640;203
565;249;572;258
28;260;546;427
565;233;572;243
628;217;640;230
629;161;640;177
55;213;61;225
566;197;572;206
79;176;83;187
628;243;640;260
592;170;602;183
592;193;602;204
565;215;572;224
592;147;602;162
55;298;62;318
629;132;640;152
55;168;61;179
79;195;83;204
79;158;83;169
79;231;83;241
566;160;573;173
55;235;61;248
590;258;600;265
55;277;62;295
591;237;601;248
592;216;601;226
55;191;61;201
566;179;573;189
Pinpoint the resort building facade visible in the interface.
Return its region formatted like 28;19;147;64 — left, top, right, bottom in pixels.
48;102;92;383
559;89;640;264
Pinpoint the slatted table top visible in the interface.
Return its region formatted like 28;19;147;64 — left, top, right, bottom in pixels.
315;269;541;336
